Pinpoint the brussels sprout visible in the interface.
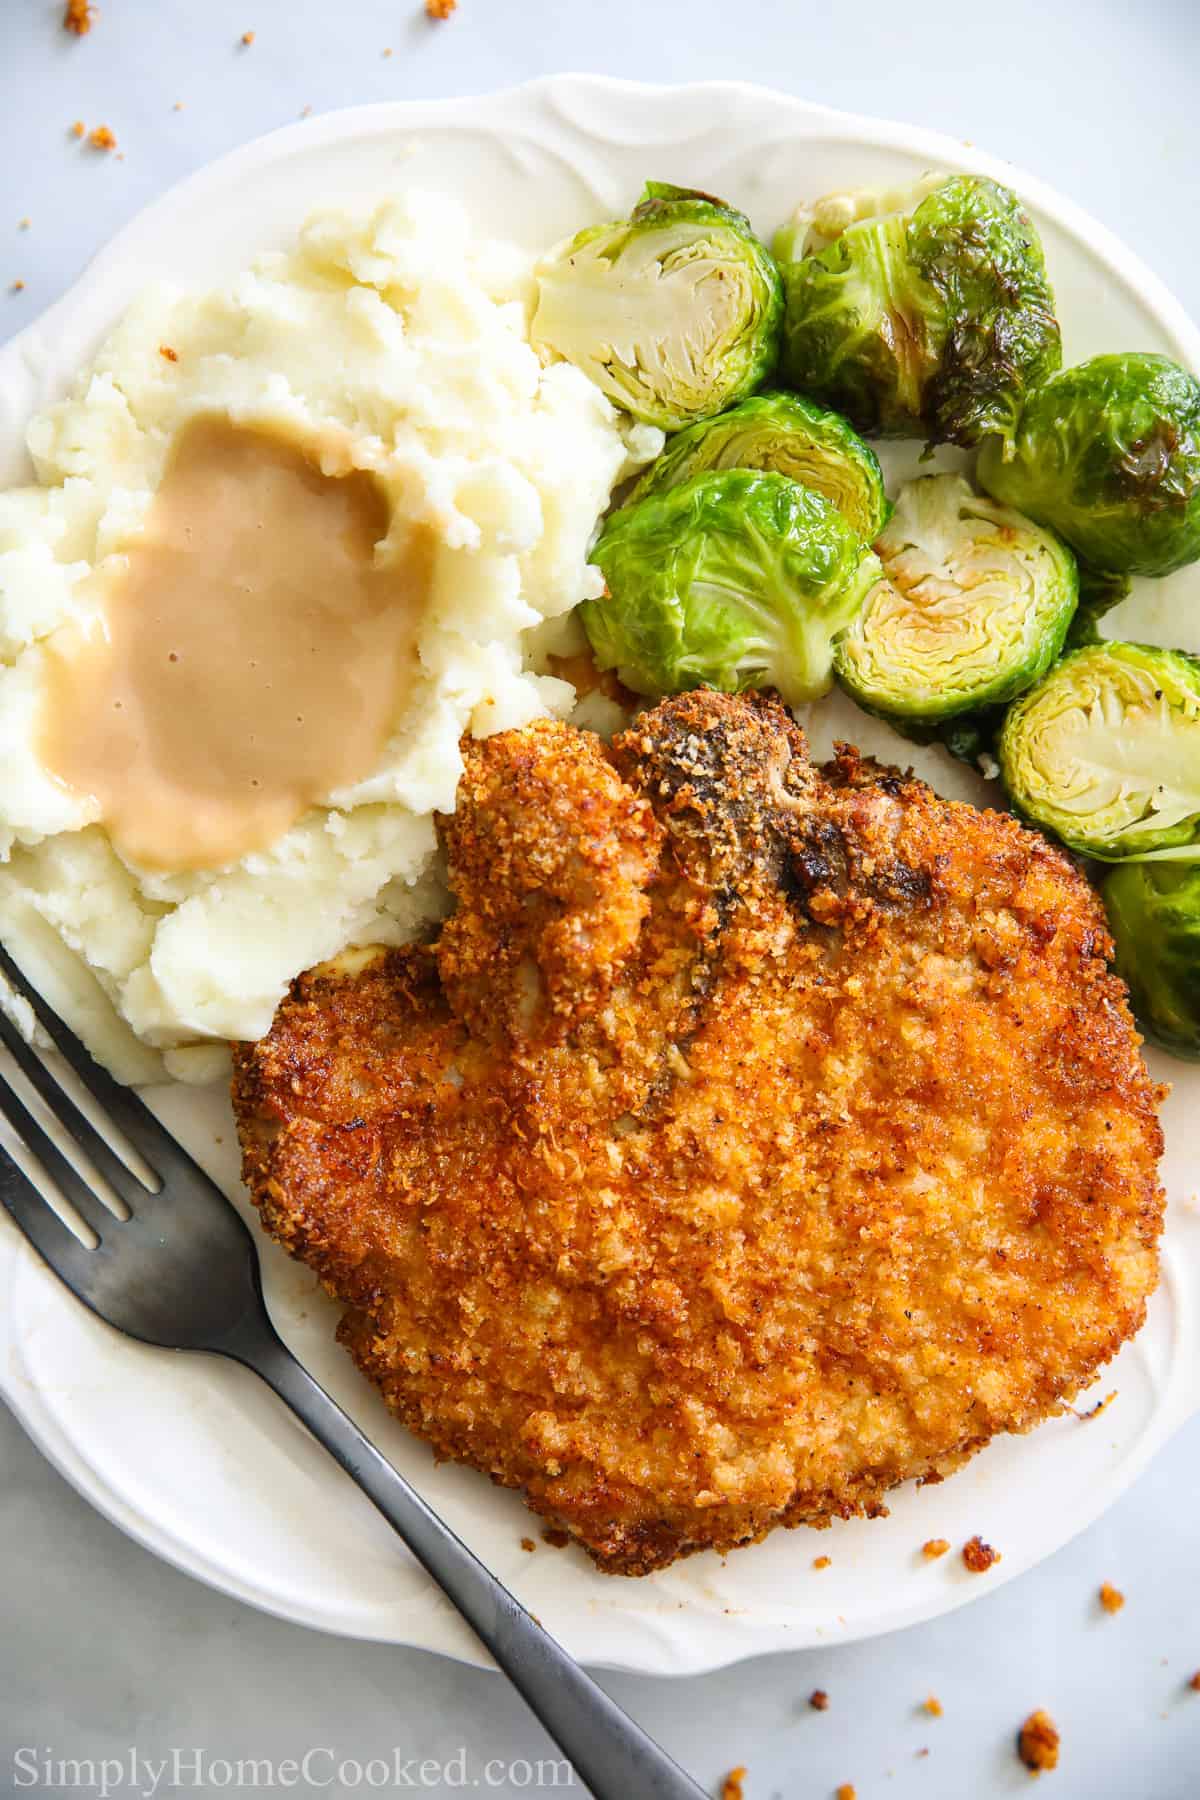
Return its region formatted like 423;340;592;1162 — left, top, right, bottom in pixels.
625;391;890;541
1103;861;1200;1060
1065;565;1133;649
583;469;881;706
998;641;1200;858
833;473;1077;726
775;174;1061;448
531;181;783;431
978;354;1200;577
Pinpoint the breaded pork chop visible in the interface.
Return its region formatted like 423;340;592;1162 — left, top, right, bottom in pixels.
233;691;1166;1575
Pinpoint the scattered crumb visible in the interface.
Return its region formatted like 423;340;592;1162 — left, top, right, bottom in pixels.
922;1538;950;1560
18;218;30;230
70;120;86;139
719;1769;746;1800
541;1527;569;1549
923;1696;943;1718
10;279;26;294
1099;1582;1125;1615
836;1787;857;1800
300;104;313;117
158;345;179;363
915;1748;930;1759
173;101;185;112
519;1536;535;1552
425;0;457;16
382;46;393;56
88;124;117;151
1074;1390;1117;1422
63;0;96;36
1190;1672;1200;1692
812;1555;831;1571
809;1689;830;1712
240;30;256;46
962;1535;1001;1573
1017;1709;1060;1773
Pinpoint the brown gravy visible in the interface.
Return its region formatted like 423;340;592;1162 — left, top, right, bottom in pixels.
39;415;431;871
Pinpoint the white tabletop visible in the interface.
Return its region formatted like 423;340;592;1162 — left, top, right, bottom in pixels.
3;3;1200;1796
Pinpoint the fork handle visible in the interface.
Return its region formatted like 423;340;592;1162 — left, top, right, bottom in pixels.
223;1320;706;1800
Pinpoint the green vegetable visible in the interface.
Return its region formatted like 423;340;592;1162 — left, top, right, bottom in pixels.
833;473;1077;725
978;354;1200;576
775;174;1060;448
1103;861;1200;1060
625;390;890;541
584;469;881;706
1065;565;1133;649
531;181;782;430
998;641;1200;858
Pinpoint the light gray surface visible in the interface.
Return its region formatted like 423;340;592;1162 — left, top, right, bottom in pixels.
3;2;1200;1796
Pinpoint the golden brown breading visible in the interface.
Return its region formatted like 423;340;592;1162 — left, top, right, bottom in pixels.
233;690;1165;1575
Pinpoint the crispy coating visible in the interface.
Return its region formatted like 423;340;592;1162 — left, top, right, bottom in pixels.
233;691;1165;1575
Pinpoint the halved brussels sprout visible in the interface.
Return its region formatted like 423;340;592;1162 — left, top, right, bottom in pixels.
625;391;890;541
978;353;1200;577
531;181;783;431
775;174;1061;448
1103;861;1200;1061
998;641;1200;858
833;473;1077;725
583;469;881;706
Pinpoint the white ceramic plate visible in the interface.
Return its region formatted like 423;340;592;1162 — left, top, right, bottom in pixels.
3;76;1200;1676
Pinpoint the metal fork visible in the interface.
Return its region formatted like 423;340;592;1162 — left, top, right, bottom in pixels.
0;941;706;1800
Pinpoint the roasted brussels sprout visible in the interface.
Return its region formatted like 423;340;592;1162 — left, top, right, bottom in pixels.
833;473;1077;725
584;469;881;706
531;181;782;431
775;174;1061;448
978;354;1200;577
1104;861;1200;1060
999;641;1200;858
1065;565;1133;649
625;391;890;541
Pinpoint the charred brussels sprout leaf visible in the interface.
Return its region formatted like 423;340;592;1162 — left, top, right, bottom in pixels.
1103;861;1200;1060
625;390;890;541
978;353;1200;577
584;469;881;706
999;641;1200;858
531;181;783;431
775;174;1061;448
833;473;1077;725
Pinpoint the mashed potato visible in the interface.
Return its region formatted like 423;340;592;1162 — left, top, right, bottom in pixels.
0;192;659;1080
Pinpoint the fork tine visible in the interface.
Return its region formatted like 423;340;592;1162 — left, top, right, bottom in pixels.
0;1061;118;1242
0;1004;136;1215
0;1146;101;1286
0;940;214;1186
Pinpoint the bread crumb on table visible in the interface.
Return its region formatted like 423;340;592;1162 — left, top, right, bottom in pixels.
962;1535;1001;1573
1099;1582;1125;1614
63;0;97;35
1018;1709;1060;1773
240;30;256;46
519;1536;535;1552
18;217;30;230
809;1688;830;1711
88;124;117;151
10;280;26;293
70;120;86;139
1189;1672;1200;1692
812;1555;831;1570
922;1538;950;1559
159;345;179;363
924;1695;943;1717
425;0;457;17
719;1767;746;1800
836;1786;857;1800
